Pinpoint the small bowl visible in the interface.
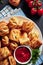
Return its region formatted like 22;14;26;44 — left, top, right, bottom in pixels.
14;45;32;64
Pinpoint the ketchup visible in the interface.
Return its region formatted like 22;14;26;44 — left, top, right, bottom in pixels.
15;47;31;62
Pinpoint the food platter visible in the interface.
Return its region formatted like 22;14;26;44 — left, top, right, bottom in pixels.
0;16;43;65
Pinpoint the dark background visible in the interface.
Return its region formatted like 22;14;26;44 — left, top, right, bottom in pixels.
0;0;43;65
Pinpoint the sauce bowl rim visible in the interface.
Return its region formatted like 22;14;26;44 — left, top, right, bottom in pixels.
14;45;32;64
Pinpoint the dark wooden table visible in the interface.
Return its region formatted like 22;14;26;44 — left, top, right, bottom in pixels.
0;0;43;65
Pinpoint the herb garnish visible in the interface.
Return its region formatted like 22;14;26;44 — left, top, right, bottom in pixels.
31;48;40;64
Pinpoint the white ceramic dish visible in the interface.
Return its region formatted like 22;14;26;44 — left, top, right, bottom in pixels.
14;45;32;64
0;16;43;65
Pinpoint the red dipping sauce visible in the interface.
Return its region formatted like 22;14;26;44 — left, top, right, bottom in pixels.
14;46;31;63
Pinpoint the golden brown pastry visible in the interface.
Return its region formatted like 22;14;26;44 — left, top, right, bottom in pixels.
9;29;21;42
27;38;42;49
22;22;34;33
3;59;9;65
0;61;3;65
2;36;9;46
19;32;29;45
0;59;9;65
0;41;1;48
28;28;39;40
30;38;42;48
0;47;11;60
8;17;18;29
9;42;18;50
8;17;23;29
0;21;7;26
8;56;16;65
9;0;20;7
0;21;9;36
27;29;41;48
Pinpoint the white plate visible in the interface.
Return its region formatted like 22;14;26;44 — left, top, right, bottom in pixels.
0;16;43;65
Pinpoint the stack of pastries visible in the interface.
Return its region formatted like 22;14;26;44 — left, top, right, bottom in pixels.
0;17;42;65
